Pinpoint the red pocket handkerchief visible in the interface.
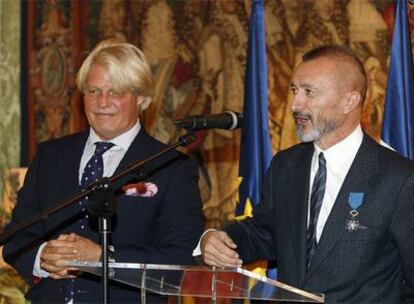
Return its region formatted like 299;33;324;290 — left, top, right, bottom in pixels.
122;182;158;197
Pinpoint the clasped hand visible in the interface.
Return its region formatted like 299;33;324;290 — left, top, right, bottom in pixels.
40;233;102;279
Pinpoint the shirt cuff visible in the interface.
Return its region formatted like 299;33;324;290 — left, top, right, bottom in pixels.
192;228;217;256
33;242;49;278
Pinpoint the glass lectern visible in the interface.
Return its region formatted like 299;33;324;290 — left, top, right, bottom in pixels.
71;261;324;303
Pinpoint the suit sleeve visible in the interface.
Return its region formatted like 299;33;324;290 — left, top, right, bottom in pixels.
113;157;204;265
390;172;414;302
3;146;47;284
225;155;278;264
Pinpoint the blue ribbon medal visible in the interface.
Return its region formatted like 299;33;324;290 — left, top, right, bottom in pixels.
345;192;367;232
348;192;364;209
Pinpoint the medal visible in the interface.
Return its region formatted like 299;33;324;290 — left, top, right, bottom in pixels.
345;192;367;232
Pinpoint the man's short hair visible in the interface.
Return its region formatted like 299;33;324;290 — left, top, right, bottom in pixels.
302;44;368;103
76;39;154;110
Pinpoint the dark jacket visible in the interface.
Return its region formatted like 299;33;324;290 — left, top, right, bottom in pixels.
3;128;204;303
226;134;414;303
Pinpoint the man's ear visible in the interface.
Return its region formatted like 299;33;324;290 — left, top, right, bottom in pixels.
136;96;145;107
343;91;362;114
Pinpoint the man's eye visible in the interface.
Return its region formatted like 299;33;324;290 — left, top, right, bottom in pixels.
305;89;315;96
109;91;118;96
87;88;99;95
290;87;298;95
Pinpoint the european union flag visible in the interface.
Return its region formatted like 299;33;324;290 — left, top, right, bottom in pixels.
236;0;276;281
382;0;414;160
236;0;272;218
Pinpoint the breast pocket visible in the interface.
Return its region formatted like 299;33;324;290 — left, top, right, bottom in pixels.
340;218;386;242
341;227;376;242
337;225;386;270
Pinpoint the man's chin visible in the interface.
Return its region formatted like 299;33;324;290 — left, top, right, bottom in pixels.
93;128;118;140
296;127;320;143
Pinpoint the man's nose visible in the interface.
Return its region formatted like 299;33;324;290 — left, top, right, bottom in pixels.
291;93;305;112
97;93;110;107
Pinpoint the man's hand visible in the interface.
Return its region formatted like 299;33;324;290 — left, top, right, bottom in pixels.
201;230;243;268
40;233;102;279
69;234;102;262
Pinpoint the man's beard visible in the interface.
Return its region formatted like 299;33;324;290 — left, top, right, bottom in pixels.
294;111;338;143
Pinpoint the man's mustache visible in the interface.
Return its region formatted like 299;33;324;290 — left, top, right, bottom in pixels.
293;111;312;120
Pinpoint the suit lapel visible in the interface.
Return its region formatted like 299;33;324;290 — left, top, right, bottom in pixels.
304;134;378;280
43;131;89;228
113;127;156;175
287;145;314;284
59;132;89;198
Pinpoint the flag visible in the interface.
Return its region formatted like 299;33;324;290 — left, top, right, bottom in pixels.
382;0;414;160
236;0;276;280
236;0;272;218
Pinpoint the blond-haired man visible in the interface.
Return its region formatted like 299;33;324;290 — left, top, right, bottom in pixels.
4;40;203;303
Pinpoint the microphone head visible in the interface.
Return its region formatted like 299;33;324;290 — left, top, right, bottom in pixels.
174;116;199;130
174;111;243;131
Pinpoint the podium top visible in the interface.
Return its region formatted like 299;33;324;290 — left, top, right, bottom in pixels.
71;261;324;303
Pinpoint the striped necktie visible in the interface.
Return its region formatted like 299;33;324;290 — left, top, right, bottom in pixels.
306;152;326;268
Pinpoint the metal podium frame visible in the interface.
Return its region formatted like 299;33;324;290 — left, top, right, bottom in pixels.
71;261;324;303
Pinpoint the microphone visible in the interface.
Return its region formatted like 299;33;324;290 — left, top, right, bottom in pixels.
174;111;243;131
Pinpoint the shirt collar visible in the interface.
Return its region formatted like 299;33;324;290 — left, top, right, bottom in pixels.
313;125;363;172
87;120;141;151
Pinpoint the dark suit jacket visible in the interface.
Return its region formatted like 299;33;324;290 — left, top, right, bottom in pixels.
3;128;204;303
226;134;414;303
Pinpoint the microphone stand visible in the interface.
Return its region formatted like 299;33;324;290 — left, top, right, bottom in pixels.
0;132;196;304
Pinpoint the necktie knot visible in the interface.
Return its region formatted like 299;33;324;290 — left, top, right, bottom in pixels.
318;152;326;167
80;142;114;188
94;142;114;157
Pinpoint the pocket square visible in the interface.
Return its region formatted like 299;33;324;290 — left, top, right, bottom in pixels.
122;182;158;197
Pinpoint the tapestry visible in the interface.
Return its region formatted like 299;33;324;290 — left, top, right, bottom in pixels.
0;0;21;205
25;0;89;161
22;0;407;229
3;0;413;302
81;0;398;228
0;1;28;301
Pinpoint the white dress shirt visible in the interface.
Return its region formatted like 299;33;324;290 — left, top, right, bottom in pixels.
310;125;363;242
78;121;140;181
33;121;141;280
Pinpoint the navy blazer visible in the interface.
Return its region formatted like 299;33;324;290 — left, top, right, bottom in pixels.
226;134;414;303
3;128;204;303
